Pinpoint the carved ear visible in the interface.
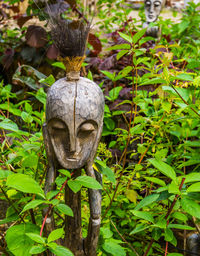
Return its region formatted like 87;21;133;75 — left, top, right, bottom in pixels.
86;120;103;170
43;123;55;162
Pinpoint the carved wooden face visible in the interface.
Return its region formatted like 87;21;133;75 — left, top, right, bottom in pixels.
46;77;104;169
145;0;165;22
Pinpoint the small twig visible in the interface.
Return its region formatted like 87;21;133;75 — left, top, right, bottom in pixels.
165;241;168;256
110;219;140;256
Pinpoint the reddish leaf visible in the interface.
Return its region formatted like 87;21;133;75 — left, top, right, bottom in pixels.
16;15;33;28
2;48;14;70
25;25;47;48
46;44;59;60
88;33;102;57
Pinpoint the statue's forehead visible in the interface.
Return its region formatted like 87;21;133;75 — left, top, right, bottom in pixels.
46;77;104;124
145;0;162;3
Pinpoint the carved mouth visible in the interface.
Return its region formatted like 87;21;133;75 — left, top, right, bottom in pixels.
148;15;154;19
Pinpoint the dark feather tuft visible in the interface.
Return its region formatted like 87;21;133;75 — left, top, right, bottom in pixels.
47;4;90;58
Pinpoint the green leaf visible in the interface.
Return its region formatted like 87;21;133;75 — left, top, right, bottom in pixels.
22;154;38;170
5;224;40;256
181;197;200;219
168;224;195;230
132;28;146;44
52;62;66;70
130;224;148;235
172;212;188;222
145;177;166;187
140;78;167;86
26;233;46;244
0;119;19;132
108;86;123;101
21;111;33;123
118;32;132;43
95;160;116;184
58;169;71;178
106;43;131;51
29;245;46;254
67;180;82;193
48;228;64;243
75;176;102;189
168;254;183;256
0;169;12;179
116;50;129;60
49;244;74;256
165;228;173;242
130;210;154;223
187;182;200;193
135;194;159;210
39;74;55;86
21;200;45;213
175;73;193;81
149;158;176;181
35;88;46;105
56;204;73;216
102;240;126;256
168;181;180;194
101;70;115;80
6;174;45;198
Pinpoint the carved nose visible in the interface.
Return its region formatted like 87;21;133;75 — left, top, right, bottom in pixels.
70;136;76;152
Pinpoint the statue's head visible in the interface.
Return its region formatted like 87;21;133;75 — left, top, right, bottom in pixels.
144;0;166;23
46;77;104;169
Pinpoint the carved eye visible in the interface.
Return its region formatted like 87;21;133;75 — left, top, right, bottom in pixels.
145;1;151;6
78;123;96;138
154;1;161;7
49;120;66;131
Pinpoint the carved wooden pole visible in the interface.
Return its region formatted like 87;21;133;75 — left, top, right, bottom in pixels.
43;18;104;256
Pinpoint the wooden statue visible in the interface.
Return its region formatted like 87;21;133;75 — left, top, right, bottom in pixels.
143;0;166;37
43;17;104;256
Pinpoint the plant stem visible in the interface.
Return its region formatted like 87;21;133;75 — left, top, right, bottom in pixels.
143;177;186;256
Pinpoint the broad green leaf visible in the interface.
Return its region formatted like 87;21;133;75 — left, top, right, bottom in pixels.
21;111;33;123
75;176;102;189
168;181;180;194
100;227;113;239
181;197;200;219
58;169;71;178
135;194;159;210
22;155;38;170
56;204;73;216
132;28;146;44
149;158;176;181
172;212;188;222
26;233;45;244
118;32;132;43
185;173;200;183
39;74;55;86
49;245;74;256
145;177;166;187
0;170;12;179
168;254;184;256
168;224;195;230
131;210;154;223
68;180;82;193
130;224;148;235
102;240;126;256
5;224;40;256
0;119;19;132
29;245;46;254
187;182;200;193
6;174;45;198
140;78;167;86
165;228;173;242
175;73;193;82
108;86;123;101
21;200;45;213
125;189;138;203
101;70;115;80
48;228;64;243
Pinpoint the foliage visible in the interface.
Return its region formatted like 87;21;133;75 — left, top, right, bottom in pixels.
0;1;200;256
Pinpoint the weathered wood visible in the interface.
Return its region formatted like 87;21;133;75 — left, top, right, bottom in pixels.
44;76;105;256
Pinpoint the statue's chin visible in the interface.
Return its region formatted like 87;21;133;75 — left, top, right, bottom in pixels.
147;15;157;23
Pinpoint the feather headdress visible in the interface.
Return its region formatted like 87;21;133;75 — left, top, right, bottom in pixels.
46;2;90;79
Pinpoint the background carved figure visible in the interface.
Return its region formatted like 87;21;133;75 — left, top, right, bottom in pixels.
143;0;166;37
